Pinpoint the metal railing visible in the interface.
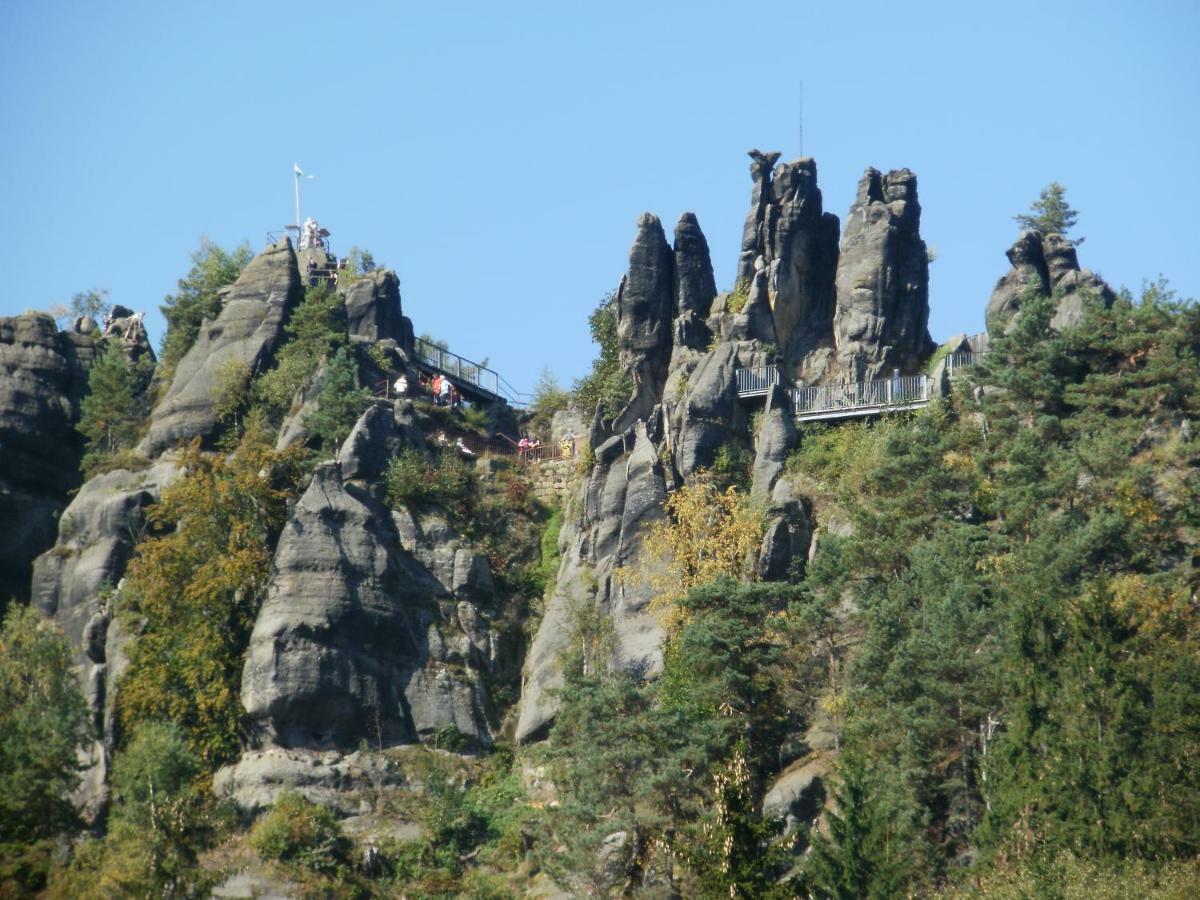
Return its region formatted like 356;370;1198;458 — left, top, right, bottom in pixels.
520;441;579;463
733;353;985;422
945;351;985;374
412;337;507;400
792;374;930;421
735;364;780;397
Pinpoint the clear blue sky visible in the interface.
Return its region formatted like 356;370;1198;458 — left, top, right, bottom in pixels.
3;0;1197;395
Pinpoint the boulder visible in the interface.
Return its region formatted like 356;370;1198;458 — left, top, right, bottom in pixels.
142;239;302;456
342;269;414;349
833;168;934;381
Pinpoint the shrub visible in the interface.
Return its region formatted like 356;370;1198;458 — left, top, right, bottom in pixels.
725;279;751;315
385;448;474;512
250;791;350;875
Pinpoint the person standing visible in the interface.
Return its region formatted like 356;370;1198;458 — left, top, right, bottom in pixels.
431;374;443;405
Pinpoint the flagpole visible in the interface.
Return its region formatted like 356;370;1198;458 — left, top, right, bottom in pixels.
293;164;301;237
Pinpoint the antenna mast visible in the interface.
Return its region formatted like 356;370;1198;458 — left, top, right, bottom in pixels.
799;81;804;157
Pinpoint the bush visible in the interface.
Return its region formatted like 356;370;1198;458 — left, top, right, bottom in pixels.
0;606;89;846
251;792;350;875
385;448;474;512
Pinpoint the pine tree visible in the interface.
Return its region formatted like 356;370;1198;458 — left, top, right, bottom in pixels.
1014;182;1083;243
804;753;912;899
77;339;154;473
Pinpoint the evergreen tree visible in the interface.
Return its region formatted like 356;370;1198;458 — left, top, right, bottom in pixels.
77;339;154;472
159;239;252;377
573;291;632;419
804;753;913;899
302;346;371;449
1014;181;1083;243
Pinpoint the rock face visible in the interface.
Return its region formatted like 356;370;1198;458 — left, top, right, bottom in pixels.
987;230;1115;332
142;239;302;456
672;213;718;351
0;313;99;603
737;152;841;380
241;403;502;750
516;421;668;742
833;168;933;381
342;269;414;349
613;215;676;429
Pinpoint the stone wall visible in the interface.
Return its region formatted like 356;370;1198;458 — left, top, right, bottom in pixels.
526;455;581;506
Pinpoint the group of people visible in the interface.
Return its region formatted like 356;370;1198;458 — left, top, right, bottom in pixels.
392;372;463;408
518;430;576;461
435;431;476;458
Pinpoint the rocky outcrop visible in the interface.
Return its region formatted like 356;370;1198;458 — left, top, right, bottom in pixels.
516;421;667;742
142;239;302;456
342;269;414;349
833;168;934;381
241;403;501;751
0;313;99;603
613;215;676;430
751;385;797;500
672;213;717;351
737;152;841;380
987;230;1115;332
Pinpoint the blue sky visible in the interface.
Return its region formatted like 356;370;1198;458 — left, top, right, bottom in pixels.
3;0;1197;396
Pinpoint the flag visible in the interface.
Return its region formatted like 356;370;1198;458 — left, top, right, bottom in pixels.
293;163;314;179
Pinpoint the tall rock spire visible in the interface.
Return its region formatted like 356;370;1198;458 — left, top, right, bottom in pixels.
735;151;840;381
613;213;675;430
833;167;933;381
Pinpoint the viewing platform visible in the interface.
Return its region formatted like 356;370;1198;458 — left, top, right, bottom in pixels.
409;337;528;407
736;352;984;423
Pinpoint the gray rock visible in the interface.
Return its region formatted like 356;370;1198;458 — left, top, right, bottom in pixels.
142;239;302;456
337;399;422;481
32;461;179;658
763;755;831;827
613;214;676;430
751;385;797;499
516;422;666;742
736;152;840;378
213;747;405;815
0;313;99;602
987;230;1115;332
669;342;748;478
672;213;716;350
241;458;495;750
342;269;414;349
833;168;934;381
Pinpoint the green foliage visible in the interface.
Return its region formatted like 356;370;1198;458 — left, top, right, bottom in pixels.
726;279;751;314
70;288;110;321
572;291;632;419
337;246;378;287
542;579;797;894
302;346;371;449
526;368;571;438
251;791;351;875
804;752;914;900
116;421;307;765
0;606;88;892
385;447;475;512
77;339;155;475
254;282;349;417
710;442;751;489
210;357;253;427
1014;181;1083;243
784;280;1200;891
159;238;253;377
50;721;220;899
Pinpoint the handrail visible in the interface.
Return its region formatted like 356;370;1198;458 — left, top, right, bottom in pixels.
411;337;517;403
